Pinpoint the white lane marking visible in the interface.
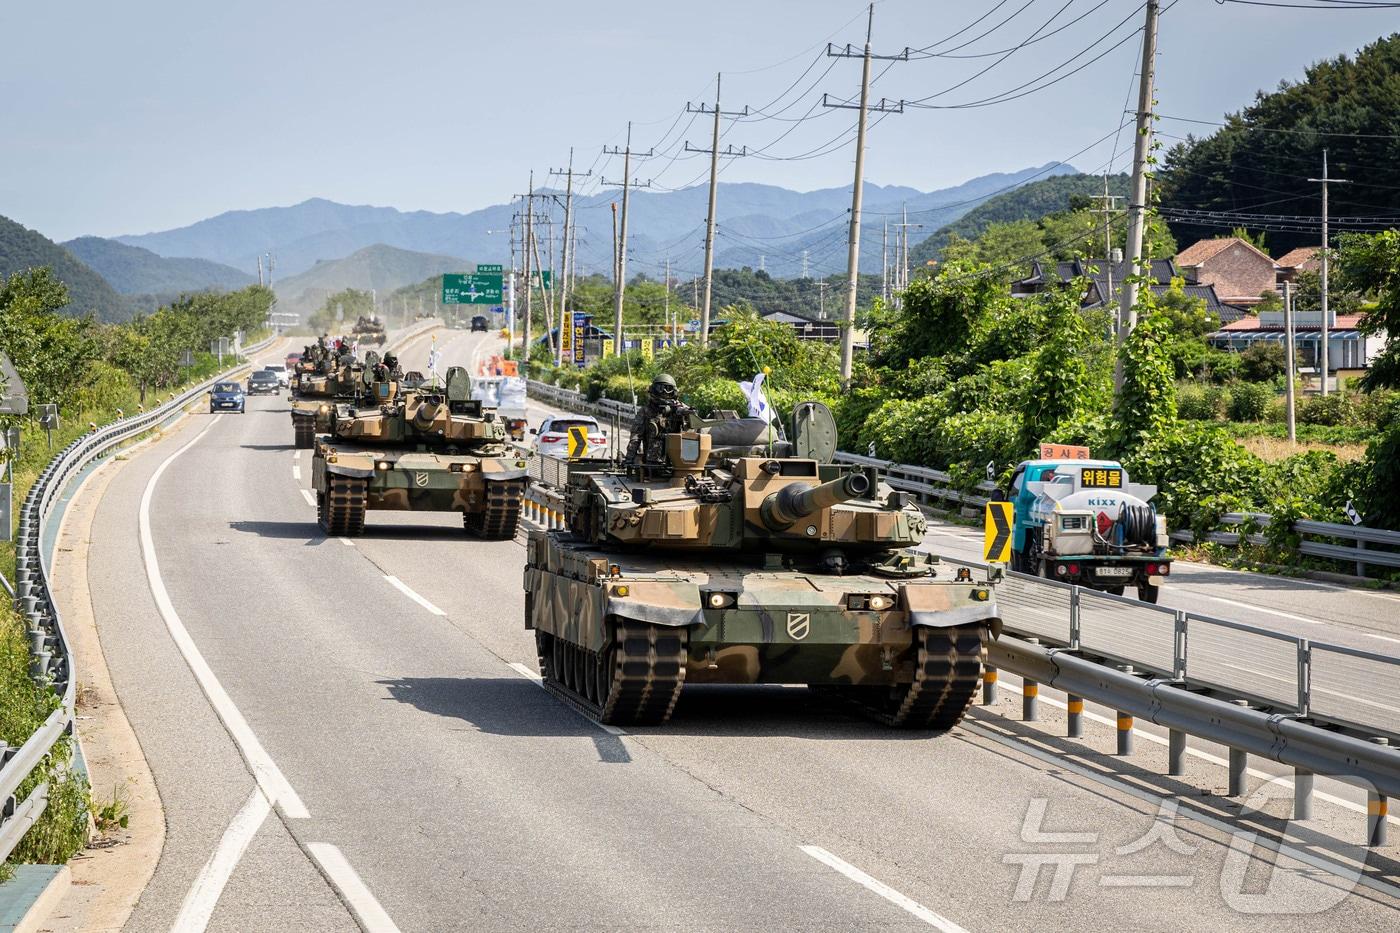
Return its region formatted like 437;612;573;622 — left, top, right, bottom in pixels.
992;679;1399;826
962;720;1400;901
800;846;970;932
301;488;317;508
294;449;303;463
384;575;445;615
292;463;302;481
1365;632;1400;645
307;843;402;933
508;661;627;736
339;537;355;547
139;416;310;818
170;788;271;932
1200;595;1319;624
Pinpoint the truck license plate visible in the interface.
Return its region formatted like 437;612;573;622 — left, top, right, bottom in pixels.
1096;566;1133;578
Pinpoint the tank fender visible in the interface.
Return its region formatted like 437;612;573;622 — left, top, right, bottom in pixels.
323;458;375;479
483;467;529;482
606;581;702;627
899;583;1001;637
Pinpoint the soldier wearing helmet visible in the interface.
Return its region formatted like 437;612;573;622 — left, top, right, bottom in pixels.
625;373;694;467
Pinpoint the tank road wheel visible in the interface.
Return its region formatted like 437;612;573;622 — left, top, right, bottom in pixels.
828;625;986;731
321;475;367;537
294;419;315;449
535;630;553;680
537;620;687;727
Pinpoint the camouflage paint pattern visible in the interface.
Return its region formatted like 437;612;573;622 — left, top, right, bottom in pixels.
525;531;999;687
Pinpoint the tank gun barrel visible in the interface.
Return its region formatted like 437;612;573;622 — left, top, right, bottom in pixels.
760;471;871;530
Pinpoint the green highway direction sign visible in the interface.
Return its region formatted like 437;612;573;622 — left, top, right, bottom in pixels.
442;273;503;305
530;270;553;288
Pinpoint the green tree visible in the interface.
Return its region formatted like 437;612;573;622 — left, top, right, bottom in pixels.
1337;230;1400;391
0;268;98;409
1019;288;1091;451
1113;305;1178;450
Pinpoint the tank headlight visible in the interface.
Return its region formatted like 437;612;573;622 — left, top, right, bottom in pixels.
972;589;990;602
376;461;391;471
614;585;629;597
319;405;329;414
459;463;477;472
847;594;895;611
706;592;736;610
868;594;895;611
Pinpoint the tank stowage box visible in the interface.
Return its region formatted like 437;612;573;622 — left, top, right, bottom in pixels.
524;396;1000;728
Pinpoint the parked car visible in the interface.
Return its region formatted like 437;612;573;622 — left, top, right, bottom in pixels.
246;370;280;395
470;315;489;332
531;415;609;458
263;363;290;387
209;381;245;413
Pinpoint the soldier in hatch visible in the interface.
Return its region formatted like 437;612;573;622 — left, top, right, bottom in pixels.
624;373;694;467
382;352;402;379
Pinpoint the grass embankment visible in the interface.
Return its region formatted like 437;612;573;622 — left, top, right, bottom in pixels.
0;344;264;877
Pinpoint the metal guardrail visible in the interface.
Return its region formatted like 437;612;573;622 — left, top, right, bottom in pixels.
1;334;276;865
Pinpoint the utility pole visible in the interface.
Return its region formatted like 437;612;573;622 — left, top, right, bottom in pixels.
1309;149;1350;396
257;254;264;287
1284;280;1297;442
663;257;672;342
1090;184;1124;303
881;221;889;304
825;4;907;386
611;204;620;352
516;173;537;362
550;149;592;366
266;252;275;289
602;123;654;357
801;250;810;280
890;207;923;307
1115;0;1159;392
686;74;749;346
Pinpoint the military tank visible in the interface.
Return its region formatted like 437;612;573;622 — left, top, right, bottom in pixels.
290;347;363;448
524;389;1000;729
352;315;387;346
311;365;528;537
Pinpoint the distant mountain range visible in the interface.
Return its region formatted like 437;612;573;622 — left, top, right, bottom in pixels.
271;244;467;319
63;236;253;295
110;163;1079;282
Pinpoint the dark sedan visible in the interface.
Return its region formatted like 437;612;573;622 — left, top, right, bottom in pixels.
209;381;245;413
246;370;280;395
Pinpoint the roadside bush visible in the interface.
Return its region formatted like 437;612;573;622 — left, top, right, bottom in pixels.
1354;389;1397;430
934;410;1023;477
1120;422;1269;530
1297;393;1355;426
1177;384;1225;420
1226;382;1273;421
1239;342;1286;382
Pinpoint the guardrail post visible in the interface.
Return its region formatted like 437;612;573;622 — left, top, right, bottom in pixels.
1115;665;1133;756
1294;769;1314;821
1296;639;1310;717
1228;701;1250;796
1168;729;1186;776
1356;538;1367;579
982;665;997;705
1368;738;1389;847
1066;695;1083;738
1173;612;1188;681
1022;638;1039;721
1069;588;1081;649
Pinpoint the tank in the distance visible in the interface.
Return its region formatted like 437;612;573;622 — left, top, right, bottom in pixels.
351;315;387;345
311;365;528;537
524;376;1000;729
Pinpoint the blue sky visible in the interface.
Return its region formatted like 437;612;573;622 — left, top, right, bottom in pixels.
1;0;1394;240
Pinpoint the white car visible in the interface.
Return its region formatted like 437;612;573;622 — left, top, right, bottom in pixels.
263;364;290;388
531;416;610;458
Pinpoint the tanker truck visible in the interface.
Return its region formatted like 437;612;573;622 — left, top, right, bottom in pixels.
1005;456;1171;603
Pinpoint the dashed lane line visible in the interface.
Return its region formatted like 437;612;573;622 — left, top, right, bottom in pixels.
307;844;403;933
384;574;445;615
301;488;317;508
800;846;971;932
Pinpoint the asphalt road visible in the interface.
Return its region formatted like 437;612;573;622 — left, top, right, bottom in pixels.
80;328;1399;931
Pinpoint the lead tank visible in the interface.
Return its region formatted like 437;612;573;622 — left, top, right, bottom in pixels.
524;399;1000;729
311;366;528;537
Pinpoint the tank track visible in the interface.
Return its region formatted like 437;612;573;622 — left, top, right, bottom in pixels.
318;475;367;537
293;418;315;449
464;479;525;539
535;620;687;726
822;624;986;730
